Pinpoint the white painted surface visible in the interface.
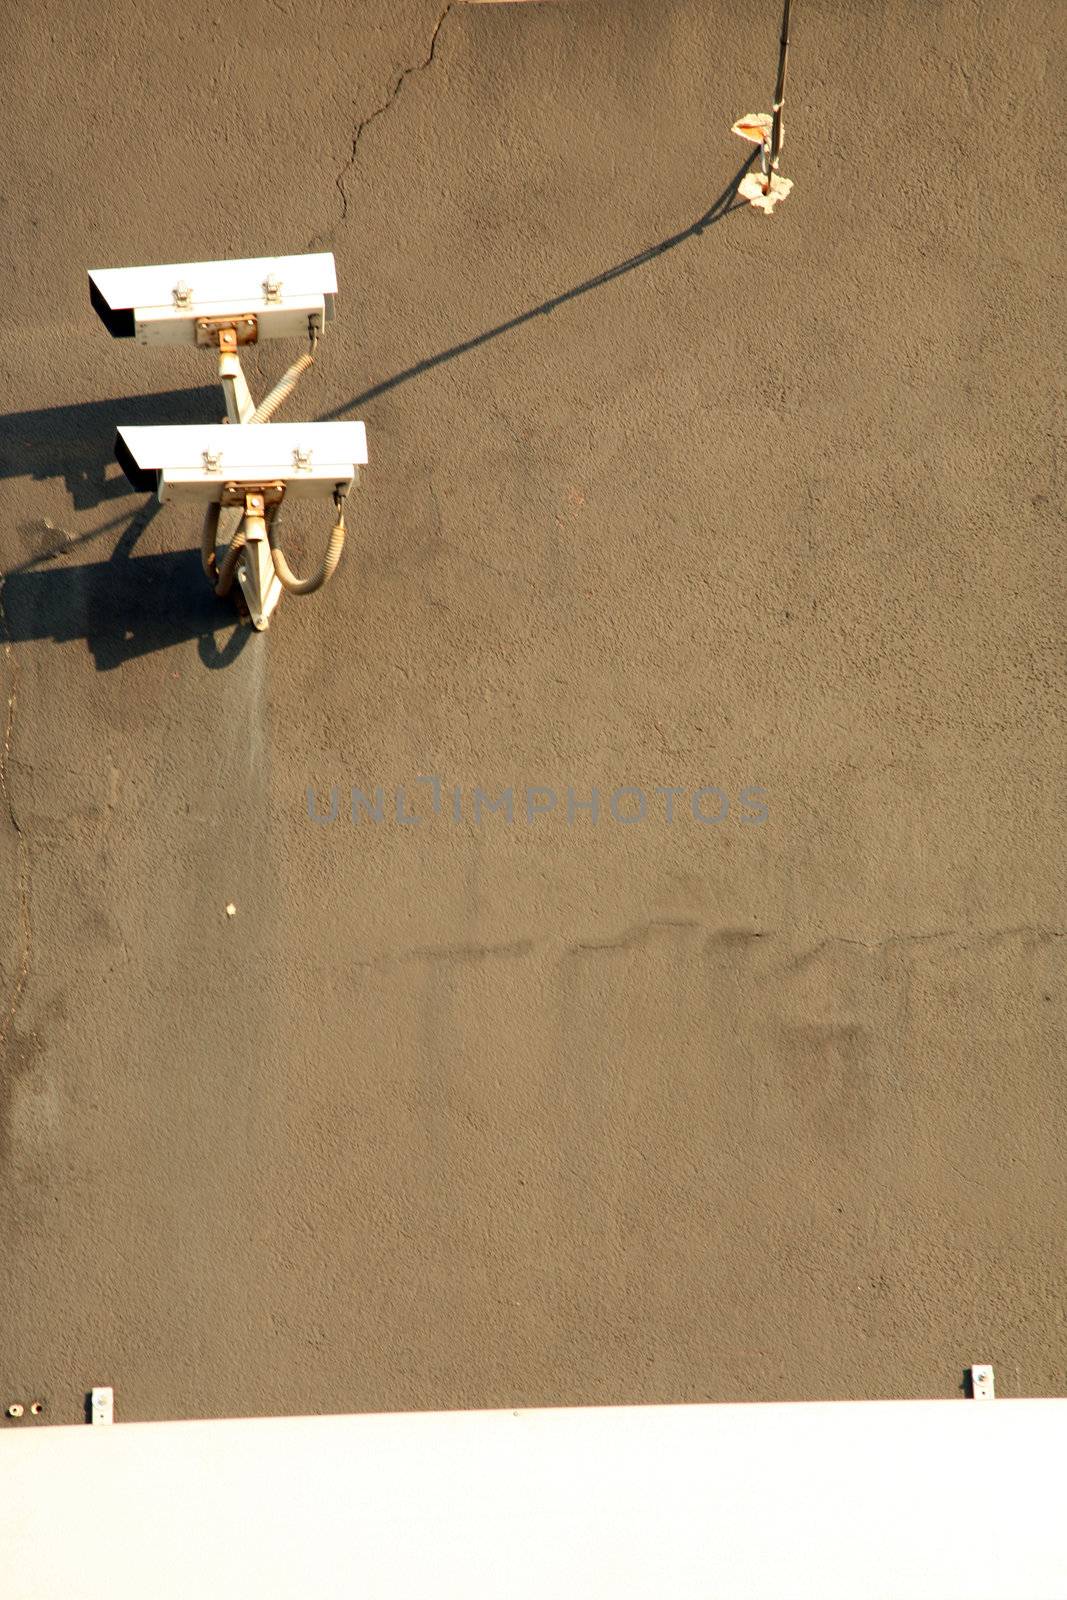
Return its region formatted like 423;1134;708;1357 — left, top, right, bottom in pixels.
118;422;368;470
117;422;368;501
89;253;338;312
3;1400;1065;1599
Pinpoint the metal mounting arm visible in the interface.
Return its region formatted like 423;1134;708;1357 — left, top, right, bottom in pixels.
233;491;283;630
216;328;257;425
201;318;331;628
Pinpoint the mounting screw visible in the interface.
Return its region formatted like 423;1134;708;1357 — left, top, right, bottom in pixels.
90;1386;114;1425
29;1401;44;1416
6;1403;24;1418
969;1363;995;1400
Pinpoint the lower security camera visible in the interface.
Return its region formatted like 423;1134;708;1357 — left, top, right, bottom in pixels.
115;422;368;502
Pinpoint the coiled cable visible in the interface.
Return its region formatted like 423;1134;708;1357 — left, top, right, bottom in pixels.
266;491;347;596
251;326;319;423
201;502;247;597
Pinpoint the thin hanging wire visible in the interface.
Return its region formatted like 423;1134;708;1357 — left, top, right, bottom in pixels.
765;0;793;194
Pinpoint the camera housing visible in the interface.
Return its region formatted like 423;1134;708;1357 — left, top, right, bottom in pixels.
115;422;368;503
89;253;338;346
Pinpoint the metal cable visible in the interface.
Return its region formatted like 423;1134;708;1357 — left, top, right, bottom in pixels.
251;326;320;423
266;495;347;596
202;322;331;606
766;0;793;192
201;502;247;598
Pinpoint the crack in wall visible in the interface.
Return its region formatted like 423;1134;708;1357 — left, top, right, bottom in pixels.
312;3;455;249
788;926;1067;973
0;576;32;1060
332;922;1067;974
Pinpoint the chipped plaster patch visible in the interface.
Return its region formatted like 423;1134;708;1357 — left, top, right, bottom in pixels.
738;170;794;214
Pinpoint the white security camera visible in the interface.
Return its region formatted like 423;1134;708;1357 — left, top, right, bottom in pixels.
91;250;366;631
88;253;337;346
115;422;368;503
114;421;368;630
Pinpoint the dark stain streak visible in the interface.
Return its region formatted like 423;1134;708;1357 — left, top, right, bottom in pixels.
784;926;1066;975
0;1027;42;1166
703;928;771;951
403;938;535;967
567;918;705;956
299;924;1066;984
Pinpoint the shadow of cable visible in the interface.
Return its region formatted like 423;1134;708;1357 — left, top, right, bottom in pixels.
322;153;757;418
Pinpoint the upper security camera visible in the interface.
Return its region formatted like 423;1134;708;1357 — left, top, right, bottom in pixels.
88;252;337;345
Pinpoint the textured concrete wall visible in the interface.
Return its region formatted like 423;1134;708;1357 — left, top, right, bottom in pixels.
1;0;1064;1424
